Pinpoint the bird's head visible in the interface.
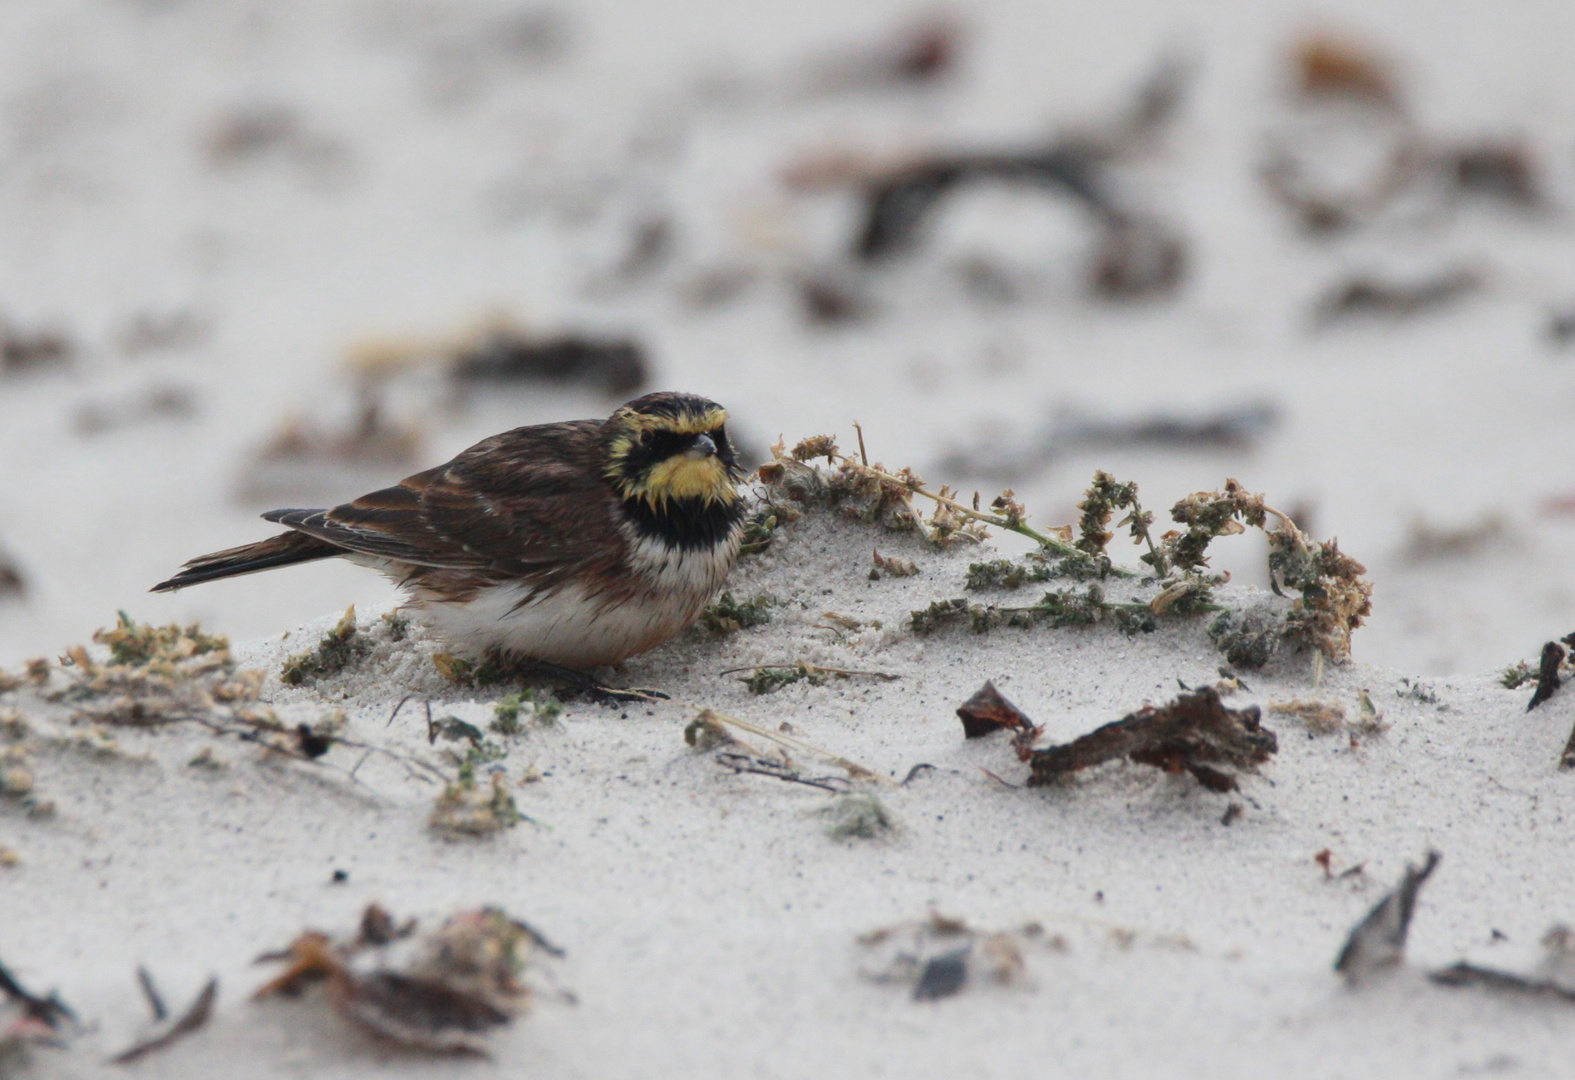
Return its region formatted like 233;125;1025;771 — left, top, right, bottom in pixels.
602;392;743;512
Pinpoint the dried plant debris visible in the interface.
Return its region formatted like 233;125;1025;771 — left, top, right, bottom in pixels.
943;401;1279;478
1399;513;1512;562
0;549;24;602
1527;640;1566;712
238;392;421;505
869;548;919;579
700;592;775;634
57;612;263;728
818;792;898;840
955;681;1044;762
490;690;562;735
74;383;197;437
0;319;72;375
758;444;1369;665
0;958;76;1055
1334;850;1441;984
431;758;521;838
1293;33;1403;107
254;905;553;1055
205;103;346;175
843;54;1189;299
1269;698;1348;735
1027;687;1277;793
281;606;372;687
1271;692;1386;739
805;16;964;93
110;972;219;1065
449;327;647;397
858;913;1028;1002
1443;140;1544;208
1313;267;1482;326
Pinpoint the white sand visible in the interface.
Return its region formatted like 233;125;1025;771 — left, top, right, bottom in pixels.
4;1;1575;1075
4;501;1574;1078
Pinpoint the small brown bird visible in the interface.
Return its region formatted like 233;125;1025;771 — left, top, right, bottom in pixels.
154;392;746;682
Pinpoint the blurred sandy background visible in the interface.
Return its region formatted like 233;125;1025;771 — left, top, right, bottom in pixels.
3;0;1575;673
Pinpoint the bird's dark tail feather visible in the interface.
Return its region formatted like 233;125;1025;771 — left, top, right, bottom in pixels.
151;530;341;593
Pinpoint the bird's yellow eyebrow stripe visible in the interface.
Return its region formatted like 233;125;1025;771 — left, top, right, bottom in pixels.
614;406;728;436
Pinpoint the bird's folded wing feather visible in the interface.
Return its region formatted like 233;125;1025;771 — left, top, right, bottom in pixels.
265;421;618;575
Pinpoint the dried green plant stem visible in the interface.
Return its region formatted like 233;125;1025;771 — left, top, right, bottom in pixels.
857;462;1122;568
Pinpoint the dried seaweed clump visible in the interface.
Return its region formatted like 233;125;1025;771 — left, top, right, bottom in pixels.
281;606;372;686
1027;687;1277;793
700;592;776;634
755;436;1029;552
55;612;264;727
490;690;562;735
1;958;77;1059
255;904;555;1055
430;759;521;838
818;792;898;840
858;913;1028;1002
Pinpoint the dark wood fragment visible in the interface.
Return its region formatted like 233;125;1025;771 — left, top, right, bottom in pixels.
1026;687;1276;790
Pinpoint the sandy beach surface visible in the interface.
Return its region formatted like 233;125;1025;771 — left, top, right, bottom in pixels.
5;0;1575;1076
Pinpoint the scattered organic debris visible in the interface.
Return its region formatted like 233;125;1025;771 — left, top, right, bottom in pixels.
943;401;1279;478
430;736;521;839
1398;513;1511;562
725;662;897;695
1293;32;1402;106
281;607;372;687
110;972;218;1065
1527;640;1566;712
965;556;1053;590
797;273;872;326
74;384;197;437
490;690;562;735
836;54;1189;299
0;958;76;1056
56;612;260;728
1027;687;1277;793
869;548;918;578
700;592;775;634
449;326;647;397
240;394;423;502
760;441;1370;665
818;792;898;839
0;549;24;601
205;103;346;176
254;904;552;1055
1444;140;1544;208
1355;689;1387;734
0;320;72;375
1269;698;1347;735
1313;267;1482;326
688;708;878;784
955;681;1044;763
1430;962;1575;1003
1430;924;1575;1004
1501;660;1538;690
1334;849;1441;984
683;710;737;752
858;913;1029;1002
806;16;963;93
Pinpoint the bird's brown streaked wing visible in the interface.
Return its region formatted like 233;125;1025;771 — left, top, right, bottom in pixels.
264;420;620;575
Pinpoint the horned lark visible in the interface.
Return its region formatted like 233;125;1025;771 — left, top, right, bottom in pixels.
153;392;746;681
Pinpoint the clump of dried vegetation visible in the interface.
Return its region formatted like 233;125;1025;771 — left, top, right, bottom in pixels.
751;437;1372;666
254;903;557;1056
280;606;373;686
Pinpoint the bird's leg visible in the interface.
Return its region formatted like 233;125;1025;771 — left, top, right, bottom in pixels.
483;652;669;705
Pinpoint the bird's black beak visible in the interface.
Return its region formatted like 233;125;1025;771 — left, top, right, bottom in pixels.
685;433;718;459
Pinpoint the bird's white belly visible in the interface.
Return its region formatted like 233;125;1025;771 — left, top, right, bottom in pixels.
412;533;738;668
